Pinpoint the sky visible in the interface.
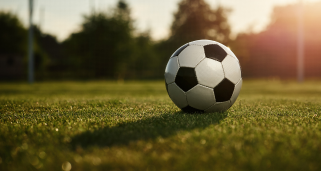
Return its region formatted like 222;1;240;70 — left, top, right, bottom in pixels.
0;0;320;41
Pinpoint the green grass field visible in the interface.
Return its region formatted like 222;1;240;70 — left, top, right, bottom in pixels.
1;80;321;171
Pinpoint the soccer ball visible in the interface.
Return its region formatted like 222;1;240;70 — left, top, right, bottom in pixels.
164;40;242;113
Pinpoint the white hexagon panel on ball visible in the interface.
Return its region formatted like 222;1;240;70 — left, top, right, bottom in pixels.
195;58;224;88
186;84;215;110
178;45;205;67
167;83;188;109
222;55;241;84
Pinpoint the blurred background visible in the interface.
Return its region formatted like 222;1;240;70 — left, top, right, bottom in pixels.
0;0;320;81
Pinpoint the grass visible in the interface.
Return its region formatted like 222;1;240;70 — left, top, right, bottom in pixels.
1;80;321;171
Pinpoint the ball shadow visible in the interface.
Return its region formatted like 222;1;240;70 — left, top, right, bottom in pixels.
70;111;227;149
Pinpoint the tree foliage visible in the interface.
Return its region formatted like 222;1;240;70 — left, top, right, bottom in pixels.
0;12;54;80
63;0;158;79
63;1;133;79
230;2;321;78
156;0;232;74
1;0;233;80
170;0;231;45
0;12;26;55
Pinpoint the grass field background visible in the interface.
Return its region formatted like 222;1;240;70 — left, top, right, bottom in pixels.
1;80;321;171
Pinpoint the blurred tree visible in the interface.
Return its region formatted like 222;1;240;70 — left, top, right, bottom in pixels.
131;31;160;79
0;12;26;55
0;12;50;80
230;2;321;78
156;0;232;75
63;0;135;79
33;25;63;79
0;12;26;80
170;0;231;45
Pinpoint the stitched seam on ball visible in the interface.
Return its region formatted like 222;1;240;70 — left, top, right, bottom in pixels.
199;84;214;90
220;62;226;78
235;78;242;86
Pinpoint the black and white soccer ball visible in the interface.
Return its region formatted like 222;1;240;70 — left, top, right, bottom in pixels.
164;40;242;113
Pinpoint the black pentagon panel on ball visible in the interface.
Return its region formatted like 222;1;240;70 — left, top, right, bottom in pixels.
175;67;198;92
182;105;204;113
171;43;189;57
204;44;227;62
214;78;235;102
